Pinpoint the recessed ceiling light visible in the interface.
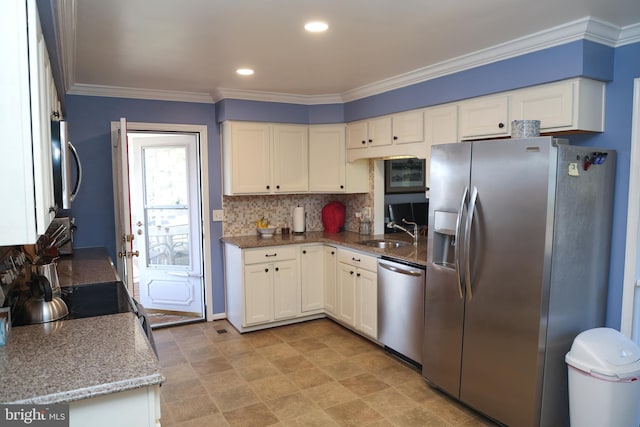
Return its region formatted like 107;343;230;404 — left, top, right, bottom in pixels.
236;68;254;76
304;21;328;33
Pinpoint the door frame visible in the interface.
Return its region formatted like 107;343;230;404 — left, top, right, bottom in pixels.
621;78;640;340
111;121;213;322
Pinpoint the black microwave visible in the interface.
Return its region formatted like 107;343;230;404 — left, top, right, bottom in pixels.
51;120;82;210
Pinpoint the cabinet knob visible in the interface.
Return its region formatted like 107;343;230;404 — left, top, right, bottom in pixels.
49;206;57;213
302;250;306;254
350;271;354;275
276;185;280;189
361;140;366;145
265;268;269;273
368;139;373;143
340;185;344;189
331;251;335;255
393;135;398;140
357;273;361;277
498;123;505;129
275;267;279;272
52;111;60;118
266;185;270;190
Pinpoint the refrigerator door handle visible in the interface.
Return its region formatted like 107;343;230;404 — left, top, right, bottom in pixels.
454;187;468;299
464;186;478;301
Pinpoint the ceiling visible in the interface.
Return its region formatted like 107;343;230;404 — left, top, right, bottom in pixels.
58;0;640;103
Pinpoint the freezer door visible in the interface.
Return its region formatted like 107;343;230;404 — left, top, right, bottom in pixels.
460;137;554;427
422;142;471;397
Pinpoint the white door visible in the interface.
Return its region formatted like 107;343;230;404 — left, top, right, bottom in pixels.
128;132;204;316
112;118;136;285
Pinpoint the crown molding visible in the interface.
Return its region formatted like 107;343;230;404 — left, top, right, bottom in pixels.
618;22;640;47
67;83;214;103
59;14;635;105
57;0;76;97
211;88;343;105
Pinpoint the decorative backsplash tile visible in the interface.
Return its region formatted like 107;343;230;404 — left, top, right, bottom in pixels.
223;162;374;236
223;193;371;236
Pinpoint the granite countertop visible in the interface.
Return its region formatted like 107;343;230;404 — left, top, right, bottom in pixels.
0;312;164;404
221;230;427;267
57;247;120;287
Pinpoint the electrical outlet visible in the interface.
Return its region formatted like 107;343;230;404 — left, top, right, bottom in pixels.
362;207;371;219
212;209;224;222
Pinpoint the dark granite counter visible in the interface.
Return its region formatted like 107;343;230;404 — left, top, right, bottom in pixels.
57;247;120;287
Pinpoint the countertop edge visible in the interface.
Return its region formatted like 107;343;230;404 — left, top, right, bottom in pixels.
220;231;427;267
11;373;165;405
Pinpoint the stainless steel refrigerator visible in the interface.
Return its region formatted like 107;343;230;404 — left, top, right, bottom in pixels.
422;136;615;427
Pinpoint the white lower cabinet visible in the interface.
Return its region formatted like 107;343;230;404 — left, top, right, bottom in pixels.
69;385;161;427
224;242;378;337
300;244;324;313
243;247;299;325
336;248;378;339
323;246;338;315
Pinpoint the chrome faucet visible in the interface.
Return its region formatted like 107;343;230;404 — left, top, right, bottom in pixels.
387;218;419;246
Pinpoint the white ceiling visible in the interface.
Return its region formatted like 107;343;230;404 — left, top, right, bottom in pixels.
60;0;640;103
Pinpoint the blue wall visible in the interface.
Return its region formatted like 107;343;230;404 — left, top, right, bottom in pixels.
66;39;639;324
64;96;226;313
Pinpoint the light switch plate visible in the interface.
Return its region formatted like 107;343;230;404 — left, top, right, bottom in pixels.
213;209;224;221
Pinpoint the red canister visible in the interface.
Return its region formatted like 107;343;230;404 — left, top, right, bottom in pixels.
322;201;346;233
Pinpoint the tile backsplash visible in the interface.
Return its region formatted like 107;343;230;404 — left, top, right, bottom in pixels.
222;193;371;236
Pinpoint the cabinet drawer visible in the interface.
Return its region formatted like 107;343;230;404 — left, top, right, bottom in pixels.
337;248;378;271
244;246;298;264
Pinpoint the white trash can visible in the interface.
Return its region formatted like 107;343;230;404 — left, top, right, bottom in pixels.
565;328;640;427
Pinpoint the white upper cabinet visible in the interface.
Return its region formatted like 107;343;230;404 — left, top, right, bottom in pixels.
347;111;426;162
392;110;424;144
223;122;308;195
223;121;271;194
308;125;368;194
272;124;308;193
424;104;458;146
458;94;510;140
1;0;57;245
510;78;605;133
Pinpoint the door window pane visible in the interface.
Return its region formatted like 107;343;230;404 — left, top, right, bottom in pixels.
145;208;190;266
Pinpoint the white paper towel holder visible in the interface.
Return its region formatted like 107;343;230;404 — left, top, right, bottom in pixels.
292;205;306;234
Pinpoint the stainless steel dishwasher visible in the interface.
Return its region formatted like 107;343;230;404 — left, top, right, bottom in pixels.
377;257;425;367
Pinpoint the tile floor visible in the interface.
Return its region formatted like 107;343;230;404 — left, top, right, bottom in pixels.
155;318;499;427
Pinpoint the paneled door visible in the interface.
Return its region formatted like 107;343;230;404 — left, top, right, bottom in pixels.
128;132;204;317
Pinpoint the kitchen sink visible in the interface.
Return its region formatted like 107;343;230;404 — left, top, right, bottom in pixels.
358;239;411;249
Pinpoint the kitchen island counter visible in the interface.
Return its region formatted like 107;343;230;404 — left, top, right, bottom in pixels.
0;312;163;404
221;230;427;267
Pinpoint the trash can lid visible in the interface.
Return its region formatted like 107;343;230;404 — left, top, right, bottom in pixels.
565;328;640;379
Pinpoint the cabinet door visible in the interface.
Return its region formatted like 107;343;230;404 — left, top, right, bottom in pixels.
368;116;392;147
392;110;424;144
244;263;274;325
273;124;308;193
273;259;299;320
356;268;378;338
337;262;357;327
424;104;458;146
459;95;509;140
323;246;337;315
31;4;55;234
308;125;346;192
300;245;324;313
510;81;573;130
229;122;271;194
347;121;369;150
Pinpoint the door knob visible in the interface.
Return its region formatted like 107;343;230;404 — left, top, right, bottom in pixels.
137;229;143;235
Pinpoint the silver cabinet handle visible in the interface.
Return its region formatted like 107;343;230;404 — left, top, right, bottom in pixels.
454;187;468;300
464;187;478;301
67;141;82;202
